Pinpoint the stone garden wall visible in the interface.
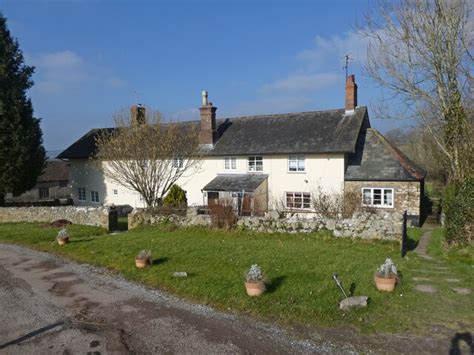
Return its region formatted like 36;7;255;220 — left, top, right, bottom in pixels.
129;207;403;240
0;206;113;230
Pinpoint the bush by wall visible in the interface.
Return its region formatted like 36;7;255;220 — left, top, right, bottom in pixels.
443;177;473;244
163;184;187;208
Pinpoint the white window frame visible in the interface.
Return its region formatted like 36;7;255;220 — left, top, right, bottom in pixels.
78;187;86;201
361;187;394;208
113;189;118;195
285;192;311;210
224;156;237;170
91;190;99;203
288;155;305;172
248;156;263;172
172;157;184;169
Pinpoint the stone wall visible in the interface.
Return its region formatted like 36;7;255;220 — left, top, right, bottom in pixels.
0;206;114;230
237;211;403;240
129;207;403;240
344;180;423;226
128;207;210;230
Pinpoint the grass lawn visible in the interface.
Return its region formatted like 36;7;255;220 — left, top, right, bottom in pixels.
0;222;472;335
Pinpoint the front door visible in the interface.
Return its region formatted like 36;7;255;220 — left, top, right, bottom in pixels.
207;192;219;207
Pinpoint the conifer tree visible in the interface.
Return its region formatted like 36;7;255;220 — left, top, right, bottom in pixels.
0;13;46;204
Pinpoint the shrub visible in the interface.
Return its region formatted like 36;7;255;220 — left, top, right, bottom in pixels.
163;184;187;208
56;228;69;241
245;264;265;283
443;177;473;245
136;250;152;261
209;199;237;230
376;258;398;279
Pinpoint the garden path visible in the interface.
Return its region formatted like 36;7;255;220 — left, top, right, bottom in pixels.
412;225;471;295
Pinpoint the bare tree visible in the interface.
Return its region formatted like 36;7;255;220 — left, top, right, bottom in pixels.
94;107;201;208
361;0;473;182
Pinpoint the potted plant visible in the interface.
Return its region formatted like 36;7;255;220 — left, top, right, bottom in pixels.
56;228;70;245
374;257;398;292
244;264;266;296
135;250;152;268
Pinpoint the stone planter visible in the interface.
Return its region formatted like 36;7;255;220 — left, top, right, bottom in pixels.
374;275;397;292
57;237;69;245
135;257;151;268
245;281;266;296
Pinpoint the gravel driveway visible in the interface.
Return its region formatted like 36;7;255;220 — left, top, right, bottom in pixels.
0;243;464;354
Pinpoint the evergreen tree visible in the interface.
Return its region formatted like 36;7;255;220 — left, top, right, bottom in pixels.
0;13;46;203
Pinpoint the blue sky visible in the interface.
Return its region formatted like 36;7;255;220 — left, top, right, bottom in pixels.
2;0;412;152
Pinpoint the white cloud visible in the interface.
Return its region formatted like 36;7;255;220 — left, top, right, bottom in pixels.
260;72;340;94
297;30;369;69
244;30;368;114
26;50;125;94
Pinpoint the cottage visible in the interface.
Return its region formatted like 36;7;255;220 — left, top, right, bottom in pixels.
5;159;72;204
58;75;425;225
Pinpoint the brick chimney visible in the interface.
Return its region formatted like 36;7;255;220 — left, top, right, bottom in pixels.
345;75;358;113
199;90;217;146
130;104;146;125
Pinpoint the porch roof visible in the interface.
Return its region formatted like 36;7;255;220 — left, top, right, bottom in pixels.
203;174;268;192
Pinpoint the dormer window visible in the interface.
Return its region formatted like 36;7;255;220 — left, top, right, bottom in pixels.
248;156;263;172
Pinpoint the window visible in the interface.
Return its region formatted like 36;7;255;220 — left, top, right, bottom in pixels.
286;192;311;209
248;156;263;172
39;187;49;200
224;156;237;170
362;188;394;208
288;155;305;172
113;189;118;195
172;157;183;169
59;180;68;187
78;187;86;201
91;190;99;203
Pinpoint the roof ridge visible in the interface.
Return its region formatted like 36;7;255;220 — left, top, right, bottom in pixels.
84;106;369;130
368;128;426;179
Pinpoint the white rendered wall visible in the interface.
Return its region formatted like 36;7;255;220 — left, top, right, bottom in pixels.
69;154;345;209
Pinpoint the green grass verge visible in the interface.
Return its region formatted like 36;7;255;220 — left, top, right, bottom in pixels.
0;223;472;335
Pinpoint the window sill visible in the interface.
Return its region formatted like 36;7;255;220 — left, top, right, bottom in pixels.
287;171;306;174
363;204;394;209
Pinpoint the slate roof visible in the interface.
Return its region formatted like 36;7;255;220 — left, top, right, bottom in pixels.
203;174;268;192
345;128;426;181
57;107;367;159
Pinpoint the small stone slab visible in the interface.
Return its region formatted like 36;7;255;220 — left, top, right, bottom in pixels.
445;278;461;283
415;284;437;293
412;277;430;282
172;272;188;278
452;288;471;295
339;296;368;310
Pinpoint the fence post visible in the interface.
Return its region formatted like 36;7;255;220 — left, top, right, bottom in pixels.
401;210;408;257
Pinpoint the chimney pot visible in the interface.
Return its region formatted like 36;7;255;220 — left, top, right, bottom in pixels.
345;75;358;113
201;90;209;106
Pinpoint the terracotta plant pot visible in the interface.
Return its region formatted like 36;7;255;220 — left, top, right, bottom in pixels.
135;258;151;268
57;237;69;245
374;275;397;292
245;281;266;296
